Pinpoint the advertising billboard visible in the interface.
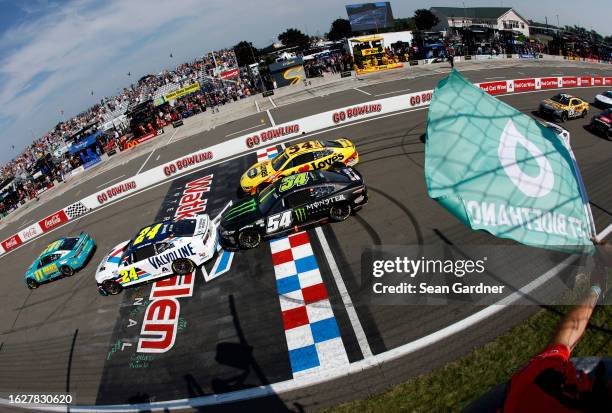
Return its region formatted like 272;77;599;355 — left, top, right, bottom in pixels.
346;2;394;32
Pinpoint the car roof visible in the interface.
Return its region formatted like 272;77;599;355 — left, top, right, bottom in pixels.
283;140;326;154
38;238;66;257
128;220;174;250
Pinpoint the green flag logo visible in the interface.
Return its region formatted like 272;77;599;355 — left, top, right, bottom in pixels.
498;119;554;198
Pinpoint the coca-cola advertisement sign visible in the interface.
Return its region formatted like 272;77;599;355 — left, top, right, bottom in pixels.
1;234;23;252
20;226;39;241
39;210;69;232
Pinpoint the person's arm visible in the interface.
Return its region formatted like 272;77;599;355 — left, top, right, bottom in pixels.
548;287;600;351
549;240;609;351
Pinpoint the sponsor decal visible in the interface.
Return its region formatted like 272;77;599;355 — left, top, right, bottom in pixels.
97;181;137;204
309;153;344;170
245;124;300;148
2;234;23;252
513;78;536;92
147;244;196;270
562;77;578;87
137;273;195;353
294;207;307;222
306;194;346;211
332;103;382;123
409;92;433;107
220;68;240;80
163;151;213;176
175;174;213;221
39;210;69;231
224;198;257;221
540;77;559;89
479;81;507;95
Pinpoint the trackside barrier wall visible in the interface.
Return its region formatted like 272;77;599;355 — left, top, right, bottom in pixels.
1;74;611;256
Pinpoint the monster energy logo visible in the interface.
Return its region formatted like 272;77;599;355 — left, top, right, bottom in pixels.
294;208;307;222
224;199;257;220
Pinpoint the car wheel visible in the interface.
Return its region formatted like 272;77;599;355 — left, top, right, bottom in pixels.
102;280;122;295
331;162;345;170
329;203;351;222
237;229;261;249
581;110;587;118
560;112;568;122
172;258;195;275
60;265;74;277
26;278;38;289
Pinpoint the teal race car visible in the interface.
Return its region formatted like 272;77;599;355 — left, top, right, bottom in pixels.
24;233;96;289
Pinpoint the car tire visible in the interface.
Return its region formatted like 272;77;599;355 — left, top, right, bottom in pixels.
102;280;122;295
60;265;74;277
26;278;38;289
331;162;345;170
329;203;351;222
561;112;568;122
237;229;261;249
581;110;587;118
172;258;195;275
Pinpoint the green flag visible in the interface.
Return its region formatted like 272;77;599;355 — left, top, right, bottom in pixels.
425;70;594;252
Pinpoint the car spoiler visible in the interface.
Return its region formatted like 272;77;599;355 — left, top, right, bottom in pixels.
213;201;233;225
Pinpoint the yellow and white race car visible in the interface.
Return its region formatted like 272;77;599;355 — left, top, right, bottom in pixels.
240;139;359;194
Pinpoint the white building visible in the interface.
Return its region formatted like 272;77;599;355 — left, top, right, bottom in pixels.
430;7;530;37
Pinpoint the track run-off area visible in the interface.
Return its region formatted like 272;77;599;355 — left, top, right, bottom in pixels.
0;62;611;412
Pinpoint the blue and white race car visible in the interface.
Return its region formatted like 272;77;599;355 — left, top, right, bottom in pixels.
95;214;217;295
25;233;96;289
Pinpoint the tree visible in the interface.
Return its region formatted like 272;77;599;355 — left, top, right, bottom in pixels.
413;9;439;31
278;28;310;48
233;41;259;67
327;18;352;41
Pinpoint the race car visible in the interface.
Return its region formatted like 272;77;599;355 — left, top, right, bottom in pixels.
589;108;612;138
95;214;217;295
220;167;367;250
25;233;96;289
240;139;359;195
538;94;589;122
594;91;612;108
541;121;571;147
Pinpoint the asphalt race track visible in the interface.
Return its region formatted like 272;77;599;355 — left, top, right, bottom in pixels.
0;63;611;412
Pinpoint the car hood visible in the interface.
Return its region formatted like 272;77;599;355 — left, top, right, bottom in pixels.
220;197;263;230
595;94;612;103
241;160;274;188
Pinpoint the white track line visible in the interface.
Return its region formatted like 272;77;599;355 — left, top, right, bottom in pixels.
374;88;411;97
225;124;264;137
353;87;372;96
95;175;125;189
315;227;373;358
485;76;505;79
268;96;277;108
266;109;276;126
255;99;261;113
136;130;177;175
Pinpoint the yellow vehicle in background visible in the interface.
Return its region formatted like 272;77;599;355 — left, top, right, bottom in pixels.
240;139;359;195
538;94;589;122
350;35;403;75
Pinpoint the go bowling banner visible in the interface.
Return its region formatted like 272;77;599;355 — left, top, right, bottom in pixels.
424;70;595;252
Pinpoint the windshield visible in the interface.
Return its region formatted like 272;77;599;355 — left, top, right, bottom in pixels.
171;219;196;237
271;152;289;171
550;95;570;105
258;185;280;213
604;92;612;99
59;237;79;251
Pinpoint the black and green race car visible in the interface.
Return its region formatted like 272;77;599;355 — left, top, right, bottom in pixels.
218;167;368;249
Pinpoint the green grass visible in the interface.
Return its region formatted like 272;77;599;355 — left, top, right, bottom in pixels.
323;305;612;413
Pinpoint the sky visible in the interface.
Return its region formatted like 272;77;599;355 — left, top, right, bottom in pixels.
0;0;609;164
